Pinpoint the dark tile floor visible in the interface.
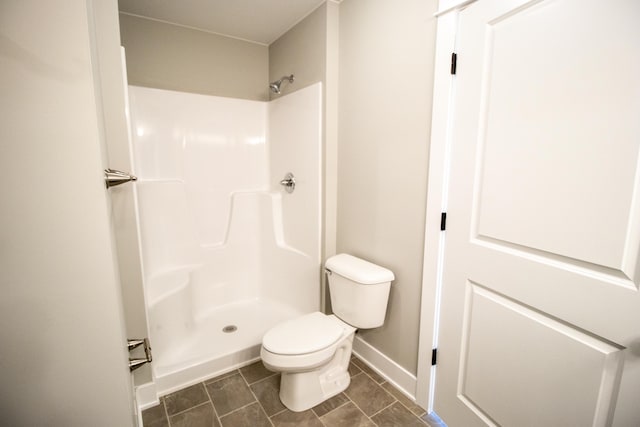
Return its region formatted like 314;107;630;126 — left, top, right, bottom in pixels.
142;356;438;427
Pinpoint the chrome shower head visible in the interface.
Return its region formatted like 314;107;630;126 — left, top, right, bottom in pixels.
269;74;295;94
270;82;281;94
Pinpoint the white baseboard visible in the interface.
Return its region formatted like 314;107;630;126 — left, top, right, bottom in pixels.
136;381;159;411
352;335;417;401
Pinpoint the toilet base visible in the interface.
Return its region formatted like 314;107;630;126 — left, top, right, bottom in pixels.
278;333;354;412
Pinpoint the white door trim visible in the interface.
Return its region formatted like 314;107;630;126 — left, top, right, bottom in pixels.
415;3;462;411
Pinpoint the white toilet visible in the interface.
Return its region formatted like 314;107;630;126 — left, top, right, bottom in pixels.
260;253;394;412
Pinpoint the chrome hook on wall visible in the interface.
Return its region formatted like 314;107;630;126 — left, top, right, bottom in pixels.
280;172;296;193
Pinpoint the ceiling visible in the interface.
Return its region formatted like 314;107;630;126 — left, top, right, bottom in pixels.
117;0;328;45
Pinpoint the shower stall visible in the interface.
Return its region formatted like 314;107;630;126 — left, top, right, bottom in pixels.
128;83;322;395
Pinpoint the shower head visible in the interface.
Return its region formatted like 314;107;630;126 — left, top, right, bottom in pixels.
269;82;281;94
269;74;295;94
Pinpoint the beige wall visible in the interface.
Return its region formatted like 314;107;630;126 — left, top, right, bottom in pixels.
337;0;438;375
324;1;340;282
268;4;327;100
119;13;269;101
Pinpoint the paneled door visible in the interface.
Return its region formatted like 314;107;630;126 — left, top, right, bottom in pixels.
435;0;640;426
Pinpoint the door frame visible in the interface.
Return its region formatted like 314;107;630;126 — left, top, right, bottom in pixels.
415;0;478;412
88;0;151;416
89;0;151;379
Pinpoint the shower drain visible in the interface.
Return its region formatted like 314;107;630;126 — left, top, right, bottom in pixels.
222;325;238;333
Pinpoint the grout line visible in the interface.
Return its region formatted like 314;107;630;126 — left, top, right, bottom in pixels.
269;407;288;419
368;400;397;419
239;368;277;386
203;369;240;386
237;368;249;384
362;370;383;385
397;396;428;420
342;371;399;423
317;401;351;427
161;398;171;426
380;382;421;412
163;382;216;422
247;371;278;386
218;400;259;418
203;380;223;426
352;358;386;385
242;370;275;426
374;396;429;426
167;400;212;419
212;372;274;427
318;414;331;427
316;399;351;419
342;393;371;423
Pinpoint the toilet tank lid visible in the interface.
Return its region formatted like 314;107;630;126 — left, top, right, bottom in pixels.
325;254;395;285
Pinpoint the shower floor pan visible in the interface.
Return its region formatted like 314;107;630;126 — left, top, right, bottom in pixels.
151;298;302;396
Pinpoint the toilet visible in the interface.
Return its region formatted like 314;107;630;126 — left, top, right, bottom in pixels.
260;253;394;412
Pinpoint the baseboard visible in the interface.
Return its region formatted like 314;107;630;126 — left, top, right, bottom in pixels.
136;381;159;411
351;335;417;401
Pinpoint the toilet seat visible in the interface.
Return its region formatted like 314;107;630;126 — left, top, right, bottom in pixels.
261;312;355;372
263;312;343;355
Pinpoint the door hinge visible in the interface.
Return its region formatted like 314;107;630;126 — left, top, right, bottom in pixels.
451;52;457;75
431;348;438;366
128;338;152;371
440;212;447;231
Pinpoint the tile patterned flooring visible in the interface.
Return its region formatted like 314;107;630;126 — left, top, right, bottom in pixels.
142;356;437;427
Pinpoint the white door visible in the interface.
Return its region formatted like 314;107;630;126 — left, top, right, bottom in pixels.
435;0;640;426
0;1;137;425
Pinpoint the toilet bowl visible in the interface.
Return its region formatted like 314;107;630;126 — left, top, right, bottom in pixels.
261;312;356;411
260;254;394;412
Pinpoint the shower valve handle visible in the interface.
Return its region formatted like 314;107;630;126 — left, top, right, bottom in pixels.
280;172;296;193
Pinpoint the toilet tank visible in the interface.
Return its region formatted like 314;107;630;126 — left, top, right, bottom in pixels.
325;254;394;328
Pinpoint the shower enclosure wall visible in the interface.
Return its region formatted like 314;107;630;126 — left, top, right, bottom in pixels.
128;83;322;396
